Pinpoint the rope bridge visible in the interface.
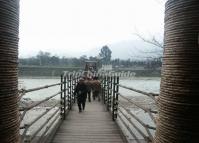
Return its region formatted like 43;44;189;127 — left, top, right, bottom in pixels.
19;73;158;143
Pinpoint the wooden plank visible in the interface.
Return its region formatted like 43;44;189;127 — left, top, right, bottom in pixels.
51;101;126;143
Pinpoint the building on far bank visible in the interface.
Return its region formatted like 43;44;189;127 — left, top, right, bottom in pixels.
99;64;112;71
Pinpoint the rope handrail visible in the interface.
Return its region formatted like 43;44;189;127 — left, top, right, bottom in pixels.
118;102;156;130
19;74;79;142
118;108;150;142
118;84;158;100
19;91;62;111
19;82;63;94
117;113;141;143
38;112;61;143
20;102;60;130
30;108;60;142
101;75;158;142
118;103;154;141
118;93;158;114
20;105;61;142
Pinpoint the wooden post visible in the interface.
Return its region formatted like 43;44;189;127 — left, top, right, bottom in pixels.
105;76;108;106
103;76;106;104
100;75;103;102
71;76;74;104
110;76;113;110
69;74;72;110
60;74;63;119
115;76;119;119
107;76;110;111
67;74;71;110
73;76;77;103
112;76;116;121
73;76;75;103
63;76;66;120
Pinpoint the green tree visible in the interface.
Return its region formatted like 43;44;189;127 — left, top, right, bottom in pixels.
36;51;51;65
99;45;112;64
50;56;60;65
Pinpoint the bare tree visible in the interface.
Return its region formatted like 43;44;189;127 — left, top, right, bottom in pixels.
134;33;163;49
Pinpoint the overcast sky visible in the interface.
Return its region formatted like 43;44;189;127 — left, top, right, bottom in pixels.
19;0;165;58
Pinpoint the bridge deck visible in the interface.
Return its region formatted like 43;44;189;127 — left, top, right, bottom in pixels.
51;101;126;143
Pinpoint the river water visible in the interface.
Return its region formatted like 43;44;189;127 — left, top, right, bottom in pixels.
19;77;160;100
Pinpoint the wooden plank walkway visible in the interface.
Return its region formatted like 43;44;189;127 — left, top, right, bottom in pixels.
51;101;126;143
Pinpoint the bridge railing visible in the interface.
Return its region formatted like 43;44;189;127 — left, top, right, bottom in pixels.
101;75;158;143
19;73;79;143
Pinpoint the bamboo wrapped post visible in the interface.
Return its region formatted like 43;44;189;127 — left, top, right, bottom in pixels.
0;1;20;142
154;0;199;142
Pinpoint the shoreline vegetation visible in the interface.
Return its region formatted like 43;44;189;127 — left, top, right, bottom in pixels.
19;65;161;77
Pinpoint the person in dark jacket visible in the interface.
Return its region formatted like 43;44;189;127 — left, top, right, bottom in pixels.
74;78;88;112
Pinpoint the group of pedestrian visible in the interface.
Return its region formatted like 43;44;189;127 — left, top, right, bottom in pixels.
74;76;101;112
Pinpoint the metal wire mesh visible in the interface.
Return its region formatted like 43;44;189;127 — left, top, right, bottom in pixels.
0;0;20;142
154;0;199;142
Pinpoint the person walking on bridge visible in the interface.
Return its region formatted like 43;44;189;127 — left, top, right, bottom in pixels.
74;78;88;112
92;76;101;101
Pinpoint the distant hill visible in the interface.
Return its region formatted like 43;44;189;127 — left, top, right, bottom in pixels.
88;39;163;60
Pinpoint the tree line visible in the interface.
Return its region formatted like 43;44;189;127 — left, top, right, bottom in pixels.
19;46;162;69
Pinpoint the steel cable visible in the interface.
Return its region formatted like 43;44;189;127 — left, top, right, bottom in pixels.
0;0;20;143
154;0;199;142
